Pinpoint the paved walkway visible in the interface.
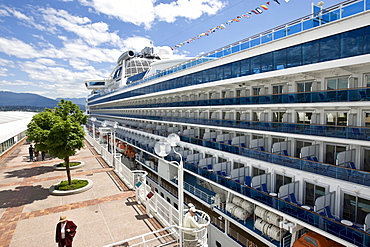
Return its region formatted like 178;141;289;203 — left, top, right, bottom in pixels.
0;139;165;247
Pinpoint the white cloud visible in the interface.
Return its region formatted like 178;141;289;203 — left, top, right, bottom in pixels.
78;0;226;29
0;37;42;59
0;67;9;77
121;36;153;52
155;0;226;23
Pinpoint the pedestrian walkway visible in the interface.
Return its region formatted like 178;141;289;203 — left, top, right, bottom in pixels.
0;139;165;247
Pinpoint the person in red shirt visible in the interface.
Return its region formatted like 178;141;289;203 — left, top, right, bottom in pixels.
55;215;77;247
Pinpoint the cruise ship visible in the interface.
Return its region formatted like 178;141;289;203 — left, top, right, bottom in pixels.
84;1;370;246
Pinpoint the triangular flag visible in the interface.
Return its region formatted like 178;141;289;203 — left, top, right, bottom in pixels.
273;0;280;4
266;1;271;5
261;5;269;10
242;14;250;18
251;10;260;15
232;18;240;22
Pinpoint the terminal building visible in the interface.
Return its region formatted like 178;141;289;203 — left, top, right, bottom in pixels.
0;111;35;155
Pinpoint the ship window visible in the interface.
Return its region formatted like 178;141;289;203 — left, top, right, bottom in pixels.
252;87;261;96
297;112;312;124
287;45;302;68
231;61;241;77
297;81;312;92
273;49;286;70
253;167;265;176
340;28;363;58
343;193;370;225
302;40;319;65
325;144;346;165
295;140;312;158
364;26;370;54
251;56;261;74
364;148;370;172
304;182;326;207
233;162;244;169
320;34;340;62
275;174;292;193
261;52;273;72
273;111;285;122
327;77;348;90
365;74;370;87
240;58;250;76
215;241;222;247
325;112;347;126
223;64;232;79
272;84;284;94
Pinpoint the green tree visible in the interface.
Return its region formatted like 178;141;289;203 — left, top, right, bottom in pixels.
27;99;88;185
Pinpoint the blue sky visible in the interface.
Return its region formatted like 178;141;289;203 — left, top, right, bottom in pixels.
0;0;342;99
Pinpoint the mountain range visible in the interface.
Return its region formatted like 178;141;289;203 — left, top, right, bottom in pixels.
0;91;85;111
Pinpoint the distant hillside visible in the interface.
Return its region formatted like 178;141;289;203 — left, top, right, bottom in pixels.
0;91;58;108
0;91;85;111
56;97;86;106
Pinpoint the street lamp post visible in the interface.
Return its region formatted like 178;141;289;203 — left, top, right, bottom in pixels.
154;133;184;247
101;121;118;168
90;117;97;140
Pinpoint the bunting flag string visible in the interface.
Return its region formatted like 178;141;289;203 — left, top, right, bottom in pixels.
171;0;291;50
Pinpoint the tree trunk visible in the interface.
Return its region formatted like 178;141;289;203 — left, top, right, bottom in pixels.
65;156;72;185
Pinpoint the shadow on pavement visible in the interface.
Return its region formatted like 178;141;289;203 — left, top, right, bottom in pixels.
5;166;55;178
0;185;50;208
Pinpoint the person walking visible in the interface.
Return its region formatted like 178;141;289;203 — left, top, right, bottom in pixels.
55;215;77;247
28;145;34;162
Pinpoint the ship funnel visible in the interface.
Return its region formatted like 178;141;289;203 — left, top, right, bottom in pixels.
117;50;135;64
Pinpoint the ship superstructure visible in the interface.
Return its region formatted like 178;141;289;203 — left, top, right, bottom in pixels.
85;1;370;246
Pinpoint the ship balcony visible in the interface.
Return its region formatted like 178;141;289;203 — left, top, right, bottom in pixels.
101;87;370;109
109;111;370;142
113;125;370;188
99;87;370;109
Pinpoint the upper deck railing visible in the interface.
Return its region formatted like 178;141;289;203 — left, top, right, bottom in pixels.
90;0;370;100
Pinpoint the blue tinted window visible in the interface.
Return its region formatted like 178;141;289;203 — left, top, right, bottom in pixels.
341;28;363;58
216;65;224;80
209;67;217;82
203;69;209;82
251;56;261;74
302;40;319;65
364;26;370;53
223;64;232;79
240;59;250;76
320;35;339;62
261;53;273;72
273;49;286;70
287;45;302;68
231;61;241;78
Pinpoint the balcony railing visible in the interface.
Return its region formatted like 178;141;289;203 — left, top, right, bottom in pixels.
104;87;370;110
99;112;370;142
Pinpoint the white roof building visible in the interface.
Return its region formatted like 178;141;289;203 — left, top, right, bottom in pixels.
0;111;36;154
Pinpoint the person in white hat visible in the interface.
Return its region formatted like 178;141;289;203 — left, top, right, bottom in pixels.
182;207;207;247
55;215;77;247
